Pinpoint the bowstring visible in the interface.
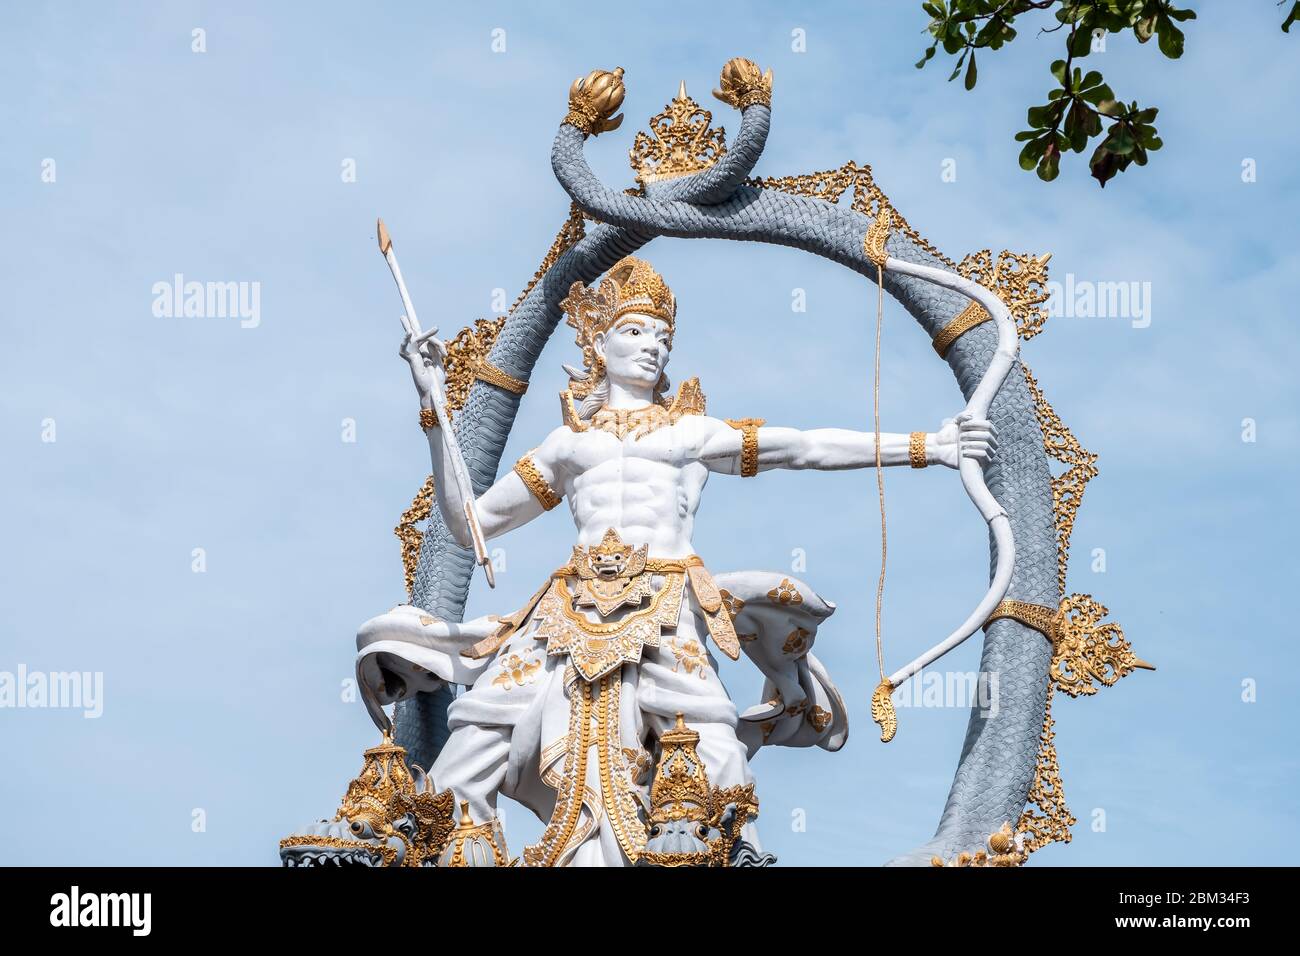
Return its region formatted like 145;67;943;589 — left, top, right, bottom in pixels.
873;261;887;682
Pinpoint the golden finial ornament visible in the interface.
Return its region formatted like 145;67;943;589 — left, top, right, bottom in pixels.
279;731;457;867
712;57;772;110
565;67;626;137
437;800;512;867
649;714;714;825
629;82;728;185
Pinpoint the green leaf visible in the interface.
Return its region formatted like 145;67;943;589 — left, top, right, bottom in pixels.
1089;143;1119;187
1286;2;1300;32
1135;14;1156;42
1110;125;1137;155
948;50;966;82
1095;98;1123;117
1084;107;1102;137
1081;82;1115;105
1019;136;1047;170
915;45;937;69
1069;25;1094;56
1065;101;1088;151
1037;150;1061;182
1156;16;1185;58
1050;58;1068;84
1080;70;1104;91
1027;102;1063;127
964;50;978;89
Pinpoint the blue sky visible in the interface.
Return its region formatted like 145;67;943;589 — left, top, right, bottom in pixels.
1;1;1296;865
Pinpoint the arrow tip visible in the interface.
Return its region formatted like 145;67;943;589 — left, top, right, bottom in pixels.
377;218;391;255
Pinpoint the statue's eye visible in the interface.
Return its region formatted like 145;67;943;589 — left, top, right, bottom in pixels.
628;327;640;336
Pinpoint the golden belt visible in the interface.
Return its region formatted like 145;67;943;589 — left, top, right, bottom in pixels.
467;551;740;666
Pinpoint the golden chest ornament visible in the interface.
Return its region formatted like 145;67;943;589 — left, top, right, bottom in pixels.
559;376;707;440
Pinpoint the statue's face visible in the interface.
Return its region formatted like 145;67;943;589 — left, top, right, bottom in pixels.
596;313;671;391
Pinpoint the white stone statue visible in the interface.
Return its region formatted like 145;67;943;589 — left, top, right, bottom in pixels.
355;256;996;866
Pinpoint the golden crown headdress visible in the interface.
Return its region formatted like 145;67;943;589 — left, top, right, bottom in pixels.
559;256;677;396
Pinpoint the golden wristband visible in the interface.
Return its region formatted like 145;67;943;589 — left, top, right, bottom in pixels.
909;431;928;469
514;453;562;511
419;407;438;430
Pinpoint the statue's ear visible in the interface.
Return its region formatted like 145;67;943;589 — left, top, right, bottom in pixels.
592;329;607;359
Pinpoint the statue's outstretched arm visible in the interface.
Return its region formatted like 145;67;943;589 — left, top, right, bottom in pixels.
698;417;996;474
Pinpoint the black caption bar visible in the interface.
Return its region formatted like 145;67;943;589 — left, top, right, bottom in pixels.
0;866;1276;941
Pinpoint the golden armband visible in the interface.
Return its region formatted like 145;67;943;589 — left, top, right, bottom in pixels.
514;452;562;511
419;408;438;430
909;431;928;468
724;418;766;478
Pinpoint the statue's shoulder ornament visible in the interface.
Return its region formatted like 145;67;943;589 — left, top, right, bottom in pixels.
665;376;706;419
559;389;588;432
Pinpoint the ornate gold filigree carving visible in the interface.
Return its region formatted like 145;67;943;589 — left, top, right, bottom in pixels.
755;163;1053;347
279;730;457;867
441;317;528;418
394;475;435;600
630;82;728;185
1051;595;1154;697
871;678;897;743
649;713;713;824
1022;364;1100;597
956;249;1053;342
1016;684;1076;854
535;573;685;682
987;597;1153;698
863;203;892;269
641;715;760;867
596;673;647;862
438;800;512;867
418;407;437;430
524;677;594;866
579;377;706;440
712;57;772;110
753;161;958;270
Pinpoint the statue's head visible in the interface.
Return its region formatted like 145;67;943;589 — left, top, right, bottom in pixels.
560;256;676;410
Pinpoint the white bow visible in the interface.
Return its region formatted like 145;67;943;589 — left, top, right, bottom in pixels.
881;257;1019;690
